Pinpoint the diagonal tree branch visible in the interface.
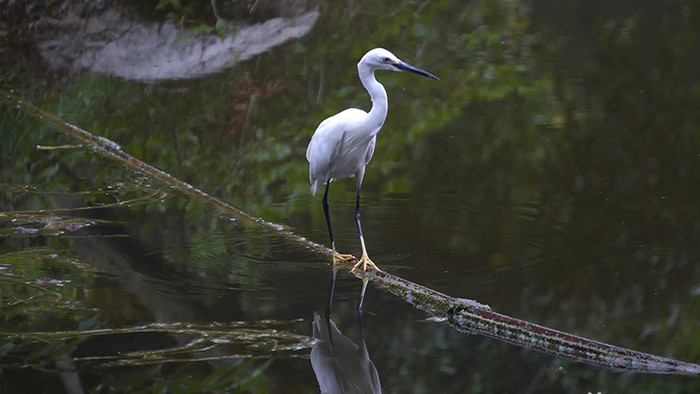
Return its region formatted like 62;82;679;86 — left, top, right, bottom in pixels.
2;89;698;375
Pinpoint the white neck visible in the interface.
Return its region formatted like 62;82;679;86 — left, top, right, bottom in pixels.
358;63;388;131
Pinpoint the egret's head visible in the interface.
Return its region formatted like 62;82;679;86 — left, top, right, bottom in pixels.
359;47;439;80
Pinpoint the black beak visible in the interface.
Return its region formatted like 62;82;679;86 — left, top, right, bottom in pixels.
396;61;439;80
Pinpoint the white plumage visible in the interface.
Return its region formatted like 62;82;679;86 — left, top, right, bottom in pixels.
307;108;377;196
306;47;438;273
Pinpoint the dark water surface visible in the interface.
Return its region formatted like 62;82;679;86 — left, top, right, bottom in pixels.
1;0;700;392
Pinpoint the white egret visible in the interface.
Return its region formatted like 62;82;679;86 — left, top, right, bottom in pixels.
306;48;438;272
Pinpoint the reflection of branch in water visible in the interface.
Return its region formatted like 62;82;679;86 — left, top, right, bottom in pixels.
0;249;94;323
0;320;314;367
1;187;168;215
2;275;63;305
3;90;699;375
0;180;166;237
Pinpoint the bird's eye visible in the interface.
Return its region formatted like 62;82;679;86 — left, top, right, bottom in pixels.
383;57;392;64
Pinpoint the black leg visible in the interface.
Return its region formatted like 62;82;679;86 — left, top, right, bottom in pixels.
354;184;364;239
350;182;378;272
322;182;335;246
324;182;356;265
354;183;373;313
325;264;338;318
325;265;338;346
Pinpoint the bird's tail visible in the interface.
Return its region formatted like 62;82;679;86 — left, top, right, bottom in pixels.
310;177;318;196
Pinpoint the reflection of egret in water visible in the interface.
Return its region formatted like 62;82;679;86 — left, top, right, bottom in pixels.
310;266;381;393
311;313;381;394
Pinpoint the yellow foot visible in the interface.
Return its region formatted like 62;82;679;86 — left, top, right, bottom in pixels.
350;254;380;272
332;250;356;265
